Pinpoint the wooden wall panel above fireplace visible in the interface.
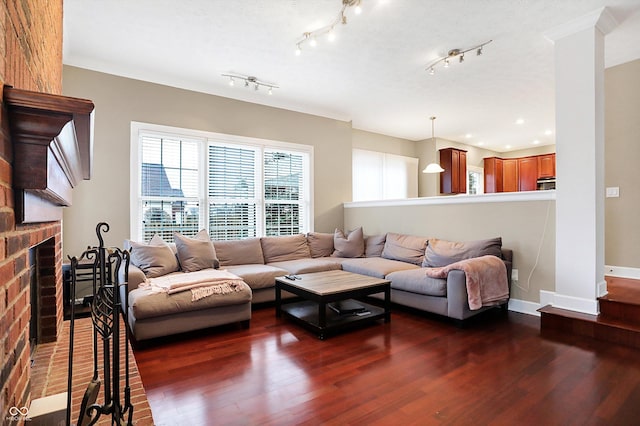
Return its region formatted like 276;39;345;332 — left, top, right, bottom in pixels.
4;86;95;223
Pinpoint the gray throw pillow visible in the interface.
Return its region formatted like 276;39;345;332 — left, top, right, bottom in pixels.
332;227;365;258
129;235;179;278
423;237;503;267
173;229;219;272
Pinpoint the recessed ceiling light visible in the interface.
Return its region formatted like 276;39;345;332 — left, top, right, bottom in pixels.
465;133;472;138
544;129;553;135
505;145;512;149
533;140;540;145
477;142;484;146
515;119;524;125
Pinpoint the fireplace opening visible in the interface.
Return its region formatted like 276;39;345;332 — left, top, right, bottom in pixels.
29;247;38;355
29;237;59;357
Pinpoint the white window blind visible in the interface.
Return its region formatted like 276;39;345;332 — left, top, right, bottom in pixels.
208;144;259;240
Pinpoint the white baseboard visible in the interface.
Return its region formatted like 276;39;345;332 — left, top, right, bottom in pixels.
537;290;599;315
605;265;640;280
507;298;541;317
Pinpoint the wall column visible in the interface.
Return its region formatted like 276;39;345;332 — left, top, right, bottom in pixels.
544;7;617;314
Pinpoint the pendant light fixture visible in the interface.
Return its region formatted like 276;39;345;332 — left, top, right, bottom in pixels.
422;116;445;173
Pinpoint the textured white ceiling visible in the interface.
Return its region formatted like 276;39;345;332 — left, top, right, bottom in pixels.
62;0;640;152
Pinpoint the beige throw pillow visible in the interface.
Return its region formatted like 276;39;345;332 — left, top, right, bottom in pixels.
332;227;365;258
261;234;311;263
381;233;428;265
214;238;264;266
129;234;179;278
307;232;335;258
423;237;503;267
173;229;219;272
364;234;386;257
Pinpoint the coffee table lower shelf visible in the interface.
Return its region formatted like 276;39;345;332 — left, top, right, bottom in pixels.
279;299;386;339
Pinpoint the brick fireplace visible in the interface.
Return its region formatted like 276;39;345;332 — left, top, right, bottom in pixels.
0;0;68;417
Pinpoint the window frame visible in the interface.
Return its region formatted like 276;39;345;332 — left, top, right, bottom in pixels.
130;122;314;241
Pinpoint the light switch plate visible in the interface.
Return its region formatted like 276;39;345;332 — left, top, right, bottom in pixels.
606;187;620;198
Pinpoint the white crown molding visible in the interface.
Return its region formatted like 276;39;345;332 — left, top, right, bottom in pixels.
544;6;619;43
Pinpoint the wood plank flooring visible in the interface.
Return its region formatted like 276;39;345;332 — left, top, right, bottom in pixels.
133;306;640;425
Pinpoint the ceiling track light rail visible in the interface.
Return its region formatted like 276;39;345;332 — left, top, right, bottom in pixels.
222;73;279;94
426;39;493;75
295;0;363;55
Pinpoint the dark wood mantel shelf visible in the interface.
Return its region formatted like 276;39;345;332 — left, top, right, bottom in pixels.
4;86;95;223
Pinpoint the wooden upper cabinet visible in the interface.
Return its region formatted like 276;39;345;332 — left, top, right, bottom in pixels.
502;159;518;192
483;157;503;193
483;152;556;193
439;147;467;194
518;157;538;191
537;153;556;178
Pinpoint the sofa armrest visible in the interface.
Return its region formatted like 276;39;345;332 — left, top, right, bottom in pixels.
119;262;146;293
445;269;470;320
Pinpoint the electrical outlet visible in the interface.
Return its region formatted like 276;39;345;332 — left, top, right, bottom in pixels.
512;269;518;281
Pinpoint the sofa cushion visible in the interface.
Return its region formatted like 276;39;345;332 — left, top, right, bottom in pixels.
341;257;419;279
268;258;343;275
423;237;503;268
386;269;447;297
307;232;335;258
174;229;219;272
223;264;289;290
214;238;264;266
129;275;252;320
333;227;365;258
381;233;428;265
261;234;311;263
365;234;386;257
129;235;179;278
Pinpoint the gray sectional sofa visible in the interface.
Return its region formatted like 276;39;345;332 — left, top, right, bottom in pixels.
121;229;512;340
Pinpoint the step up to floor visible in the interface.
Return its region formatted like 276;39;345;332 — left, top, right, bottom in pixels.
539;305;640;350
598;296;640;327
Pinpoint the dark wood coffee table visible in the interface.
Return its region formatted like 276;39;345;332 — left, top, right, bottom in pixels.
275;270;391;339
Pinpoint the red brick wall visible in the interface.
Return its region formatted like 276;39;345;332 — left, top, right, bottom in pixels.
0;0;64;418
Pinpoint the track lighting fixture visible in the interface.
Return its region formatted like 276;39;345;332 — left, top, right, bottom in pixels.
295;0;363;55
222;74;279;94
426;40;492;75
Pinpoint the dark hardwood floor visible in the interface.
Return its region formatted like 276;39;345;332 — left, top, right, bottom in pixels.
133;305;640;425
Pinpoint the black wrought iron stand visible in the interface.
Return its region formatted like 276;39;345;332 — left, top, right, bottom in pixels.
67;222;133;425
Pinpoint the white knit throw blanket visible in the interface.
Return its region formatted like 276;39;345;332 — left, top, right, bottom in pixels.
141;269;244;301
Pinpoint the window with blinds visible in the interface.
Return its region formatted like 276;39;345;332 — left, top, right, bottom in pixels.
132;124;313;242
208;145;258;240
264;150;305;236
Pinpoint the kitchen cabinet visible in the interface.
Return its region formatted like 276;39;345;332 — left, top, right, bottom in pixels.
537;153;556;178
483;157;503;193
502;159;518;192
439;147;467;194
484;152;555;193
518;157;538;191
